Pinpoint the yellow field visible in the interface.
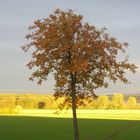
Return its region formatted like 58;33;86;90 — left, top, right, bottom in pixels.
4;109;140;120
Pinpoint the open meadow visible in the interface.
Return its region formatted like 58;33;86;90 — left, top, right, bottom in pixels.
0;109;140;140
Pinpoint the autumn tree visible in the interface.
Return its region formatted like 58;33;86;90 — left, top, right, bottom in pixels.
22;9;137;140
0;96;16;114
96;95;110;109
111;94;125;109
127;96;137;109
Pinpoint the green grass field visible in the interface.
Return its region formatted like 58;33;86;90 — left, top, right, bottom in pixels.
0;110;140;140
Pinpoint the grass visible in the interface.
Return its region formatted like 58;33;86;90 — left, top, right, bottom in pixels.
0;110;140;140
12;109;140;120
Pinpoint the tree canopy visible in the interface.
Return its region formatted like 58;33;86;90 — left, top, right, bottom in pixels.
22;9;137;101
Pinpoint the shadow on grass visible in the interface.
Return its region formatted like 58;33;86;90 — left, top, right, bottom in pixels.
0;116;139;140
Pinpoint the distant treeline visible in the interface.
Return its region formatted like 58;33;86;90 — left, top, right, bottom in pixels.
0;93;139;113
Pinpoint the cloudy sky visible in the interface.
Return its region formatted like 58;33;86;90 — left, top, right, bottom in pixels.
0;0;140;94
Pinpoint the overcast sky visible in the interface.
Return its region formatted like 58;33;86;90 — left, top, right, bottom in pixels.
0;0;140;94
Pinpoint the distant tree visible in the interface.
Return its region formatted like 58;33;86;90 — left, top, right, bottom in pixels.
96;95;110;109
22;9;137;140
0;96;16;114
17;94;36;109
127;96;137;109
38;101;46;109
111;94;125;109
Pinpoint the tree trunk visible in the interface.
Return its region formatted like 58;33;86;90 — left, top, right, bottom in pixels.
72;93;80;140
71;73;80;140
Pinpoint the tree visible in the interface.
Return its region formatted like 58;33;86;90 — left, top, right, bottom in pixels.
22;9;137;140
0;96;16;114
96;95;110;109
111;94;125;109
38;101;46;109
127;96;137;109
